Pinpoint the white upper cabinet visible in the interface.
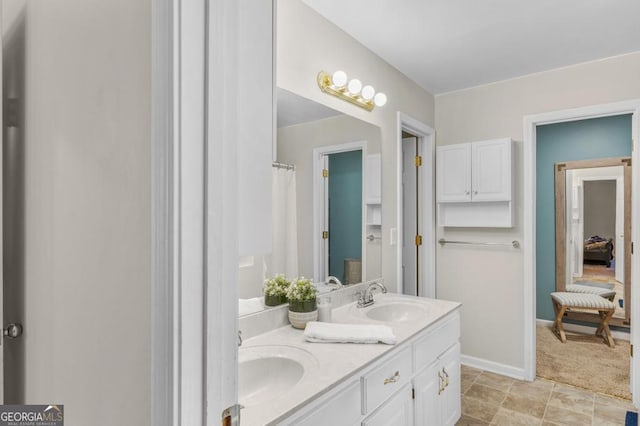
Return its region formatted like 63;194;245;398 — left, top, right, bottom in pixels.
436;138;514;227
471;139;512;201
436;144;471;202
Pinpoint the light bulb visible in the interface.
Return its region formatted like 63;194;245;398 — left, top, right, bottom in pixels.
361;85;375;101
347;78;362;95
374;92;387;107
331;70;347;87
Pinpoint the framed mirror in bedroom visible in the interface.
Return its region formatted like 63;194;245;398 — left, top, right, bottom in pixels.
555;157;632;327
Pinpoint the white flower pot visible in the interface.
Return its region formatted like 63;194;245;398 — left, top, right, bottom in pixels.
288;309;318;329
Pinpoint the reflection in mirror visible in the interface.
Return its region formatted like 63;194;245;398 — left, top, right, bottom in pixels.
238;88;383;316
556;158;631;325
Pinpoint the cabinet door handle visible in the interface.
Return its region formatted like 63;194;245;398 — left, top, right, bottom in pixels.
473;190;478;195
383;371;400;385
438;370;444;395
443;367;449;388
465;190;470;195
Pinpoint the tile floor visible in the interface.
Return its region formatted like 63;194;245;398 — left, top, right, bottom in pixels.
457;365;637;425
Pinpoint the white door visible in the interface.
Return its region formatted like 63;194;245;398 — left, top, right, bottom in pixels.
402;137;417;296
440;343;461;426
615;176;625;283
322;155;329;279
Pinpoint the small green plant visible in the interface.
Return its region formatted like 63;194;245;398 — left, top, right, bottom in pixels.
263;274;290;297
286;277;316;302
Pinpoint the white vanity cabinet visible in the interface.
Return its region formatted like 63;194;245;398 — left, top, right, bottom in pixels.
436;138;513;227
277;310;461;426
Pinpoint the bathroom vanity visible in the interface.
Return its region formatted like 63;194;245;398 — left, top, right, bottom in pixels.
239;293;461;425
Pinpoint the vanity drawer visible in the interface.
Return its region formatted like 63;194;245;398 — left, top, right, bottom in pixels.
413;311;460;373
361;346;412;414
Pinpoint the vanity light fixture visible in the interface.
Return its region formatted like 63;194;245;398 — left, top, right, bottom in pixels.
317;70;387;111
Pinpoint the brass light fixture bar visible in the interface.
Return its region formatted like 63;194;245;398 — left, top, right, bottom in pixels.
317;70;387;112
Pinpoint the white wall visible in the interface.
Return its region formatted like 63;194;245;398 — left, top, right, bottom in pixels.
277;0;435;292
3;0;151;423
435;52;640;370
278;114;382;280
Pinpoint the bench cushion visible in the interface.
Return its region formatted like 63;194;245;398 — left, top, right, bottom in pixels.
551;292;616;309
566;284;616;299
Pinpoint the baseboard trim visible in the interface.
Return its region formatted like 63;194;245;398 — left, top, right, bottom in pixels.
536;318;630;341
461;355;527;381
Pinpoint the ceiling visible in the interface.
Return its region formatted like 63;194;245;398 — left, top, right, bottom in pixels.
303;0;640;94
277;88;342;128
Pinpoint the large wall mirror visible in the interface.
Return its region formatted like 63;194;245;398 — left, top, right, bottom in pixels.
555;157;631;326
238;88;383;315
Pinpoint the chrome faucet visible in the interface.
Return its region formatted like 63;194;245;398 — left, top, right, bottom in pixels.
357;281;387;308
326;276;343;288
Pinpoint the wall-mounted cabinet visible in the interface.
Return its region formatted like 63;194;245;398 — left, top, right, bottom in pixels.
436;138;513;227
365;154;382;226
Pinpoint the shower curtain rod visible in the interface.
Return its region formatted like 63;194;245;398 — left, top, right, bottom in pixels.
272;162;295;170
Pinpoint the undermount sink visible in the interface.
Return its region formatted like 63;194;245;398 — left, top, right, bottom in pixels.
239;345;318;407
365;303;427;322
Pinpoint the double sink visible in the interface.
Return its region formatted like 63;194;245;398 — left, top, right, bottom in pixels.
239;294;431;408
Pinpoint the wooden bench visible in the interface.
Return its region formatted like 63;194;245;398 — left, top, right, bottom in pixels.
550;292;616;348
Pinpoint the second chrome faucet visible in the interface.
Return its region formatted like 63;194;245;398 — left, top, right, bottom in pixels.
357;281;387;308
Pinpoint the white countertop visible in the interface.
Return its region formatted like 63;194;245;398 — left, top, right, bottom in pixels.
240;294;461;426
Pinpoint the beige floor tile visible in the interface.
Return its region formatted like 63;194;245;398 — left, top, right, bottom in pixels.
462;376;475;394
462;395;500;423
502;393;547;418
491;407;542;426
473;371;515;392
456;414;490;425
465;384;507;406
595;393;636;411
510;379;553;403
594;396;633;425
461;364;483;376
547;384;595;416
543;405;593;426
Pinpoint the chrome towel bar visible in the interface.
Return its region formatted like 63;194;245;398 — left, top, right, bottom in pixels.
438;238;520;249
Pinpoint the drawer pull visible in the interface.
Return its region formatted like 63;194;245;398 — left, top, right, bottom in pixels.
383;371;400;385
438;371;445;395
443;367;450;389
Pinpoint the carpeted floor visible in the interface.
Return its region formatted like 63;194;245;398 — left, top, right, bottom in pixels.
537;324;631;400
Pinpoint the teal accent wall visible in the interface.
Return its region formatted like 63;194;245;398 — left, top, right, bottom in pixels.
536;114;632;320
328;150;362;282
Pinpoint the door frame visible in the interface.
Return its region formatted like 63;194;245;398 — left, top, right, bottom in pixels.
523;100;640;406
312;141;367;283
396;113;436;297
151;0;240;424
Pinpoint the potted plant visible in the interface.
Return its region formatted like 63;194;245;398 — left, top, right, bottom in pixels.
263;274;290;306
286;277;318;329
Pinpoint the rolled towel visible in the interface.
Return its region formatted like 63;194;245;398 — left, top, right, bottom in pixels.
303;321;396;345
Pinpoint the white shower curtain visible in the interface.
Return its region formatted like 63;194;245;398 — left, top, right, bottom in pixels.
265;167;299;279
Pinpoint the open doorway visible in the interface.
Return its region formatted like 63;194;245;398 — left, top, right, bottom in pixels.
313;141;367;284
524;110;638;402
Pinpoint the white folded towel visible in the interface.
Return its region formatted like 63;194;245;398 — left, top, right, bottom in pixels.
303;321;396;345
238;297;264;316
